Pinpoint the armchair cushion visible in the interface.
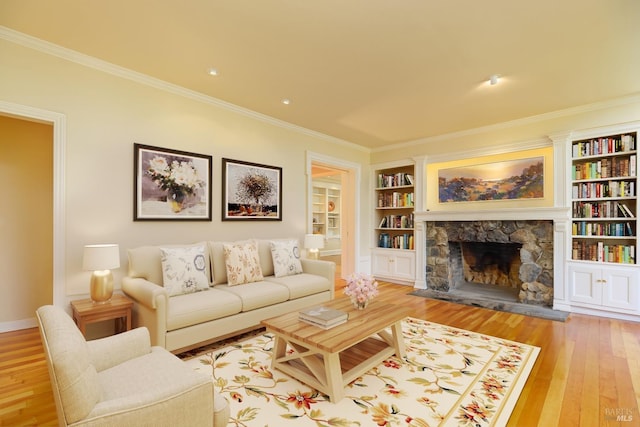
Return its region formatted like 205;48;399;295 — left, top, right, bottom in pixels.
91;347;212;419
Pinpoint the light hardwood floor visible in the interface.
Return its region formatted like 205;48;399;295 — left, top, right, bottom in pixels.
2;280;639;426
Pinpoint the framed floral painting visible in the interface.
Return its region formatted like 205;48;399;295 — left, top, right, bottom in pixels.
222;158;282;221
134;143;212;221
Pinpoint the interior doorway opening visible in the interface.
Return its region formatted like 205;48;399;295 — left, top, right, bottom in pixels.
308;153;360;281
311;165;344;274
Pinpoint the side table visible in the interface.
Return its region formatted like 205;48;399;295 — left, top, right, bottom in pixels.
70;294;133;338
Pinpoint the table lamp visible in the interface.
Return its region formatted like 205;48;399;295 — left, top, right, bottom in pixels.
304;234;324;260
83;244;120;303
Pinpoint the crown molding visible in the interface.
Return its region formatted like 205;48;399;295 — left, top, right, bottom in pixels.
0;26;369;153
374;93;640;154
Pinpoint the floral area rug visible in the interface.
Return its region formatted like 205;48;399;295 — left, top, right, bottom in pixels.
184;317;539;426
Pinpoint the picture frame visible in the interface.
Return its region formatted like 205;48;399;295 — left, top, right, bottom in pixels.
222;158;282;221
134;143;212;221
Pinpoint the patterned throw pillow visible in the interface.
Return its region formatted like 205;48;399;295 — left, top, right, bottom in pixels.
160;245;210;296
270;239;303;278
223;240;264;286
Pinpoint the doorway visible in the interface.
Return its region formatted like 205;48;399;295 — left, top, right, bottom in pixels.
0;114;53;331
0;101;65;332
307;152;360;280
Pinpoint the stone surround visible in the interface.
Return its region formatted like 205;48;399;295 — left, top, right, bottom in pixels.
425;220;554;306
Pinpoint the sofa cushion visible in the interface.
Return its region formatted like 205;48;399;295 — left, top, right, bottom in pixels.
256;240;275;277
128;242;212;285
160;245;210;296
209;239;275;284
270;239;303;278
214;281;289;311
166;289;242;331
223;240;264;286
265;273;332;299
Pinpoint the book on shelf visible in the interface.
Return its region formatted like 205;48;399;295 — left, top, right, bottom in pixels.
299;306;348;328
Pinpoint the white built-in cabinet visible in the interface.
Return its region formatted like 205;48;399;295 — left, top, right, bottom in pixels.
371;161;416;285
566;127;639;319
568;264;639;313
372;249;416;282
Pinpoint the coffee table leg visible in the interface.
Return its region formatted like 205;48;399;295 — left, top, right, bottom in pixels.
391;321;406;358
324;352;344;402
271;334;287;369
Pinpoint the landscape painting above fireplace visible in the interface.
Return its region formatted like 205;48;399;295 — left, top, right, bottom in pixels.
438;156;544;203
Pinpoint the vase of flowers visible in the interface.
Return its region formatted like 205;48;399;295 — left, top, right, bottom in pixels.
344;272;379;310
146;156;204;213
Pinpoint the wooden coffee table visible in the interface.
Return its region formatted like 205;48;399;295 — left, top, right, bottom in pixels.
261;298;410;402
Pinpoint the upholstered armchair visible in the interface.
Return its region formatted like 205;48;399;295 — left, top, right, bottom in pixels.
36;305;230;427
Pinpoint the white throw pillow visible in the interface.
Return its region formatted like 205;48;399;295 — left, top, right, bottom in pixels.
160;245;210;296
270;239;303;278
223;240;264;286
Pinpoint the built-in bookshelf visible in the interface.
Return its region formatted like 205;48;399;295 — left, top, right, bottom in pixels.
570;132;637;264
375;167;415;250
312;183;341;239
371;162;417;285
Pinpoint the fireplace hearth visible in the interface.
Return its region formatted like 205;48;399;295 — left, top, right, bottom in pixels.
426;220;554;306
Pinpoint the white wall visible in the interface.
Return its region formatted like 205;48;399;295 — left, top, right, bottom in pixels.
0;37;370;304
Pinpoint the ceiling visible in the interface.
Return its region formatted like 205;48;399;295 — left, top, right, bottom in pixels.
1;1;639;150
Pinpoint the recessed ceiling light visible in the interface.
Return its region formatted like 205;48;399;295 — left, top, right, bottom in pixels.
281;98;291;105
489;75;500;85
207;68;219;76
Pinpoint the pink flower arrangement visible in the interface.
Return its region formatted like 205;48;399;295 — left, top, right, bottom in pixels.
344;272;379;309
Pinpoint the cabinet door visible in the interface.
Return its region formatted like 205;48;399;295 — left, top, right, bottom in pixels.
392;251;416;280
602;268;639;311
372;251;395;276
568;265;602;305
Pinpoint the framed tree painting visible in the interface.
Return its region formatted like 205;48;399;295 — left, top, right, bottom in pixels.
134;143;212;221
222;158;282;221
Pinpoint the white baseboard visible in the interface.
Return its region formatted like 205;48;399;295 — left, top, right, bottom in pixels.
0;317;38;333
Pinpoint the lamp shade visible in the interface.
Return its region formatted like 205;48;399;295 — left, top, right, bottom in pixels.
304;234;325;250
83;244;120;271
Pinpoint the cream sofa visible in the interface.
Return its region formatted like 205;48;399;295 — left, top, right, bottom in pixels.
122;239;335;352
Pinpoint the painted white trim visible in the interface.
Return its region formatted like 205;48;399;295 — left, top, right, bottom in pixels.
0;101;66;319
307;152;361;277
0;26;368;154
0;317;38;333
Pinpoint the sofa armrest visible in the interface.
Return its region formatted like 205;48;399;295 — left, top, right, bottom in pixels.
87;327;152;372
122;277;167;309
121;277;169;348
300;259;336;299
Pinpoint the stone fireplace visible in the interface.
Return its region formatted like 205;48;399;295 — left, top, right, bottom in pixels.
426;220;554;306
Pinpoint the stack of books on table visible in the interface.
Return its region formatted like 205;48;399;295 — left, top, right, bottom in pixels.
299;306;348;329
